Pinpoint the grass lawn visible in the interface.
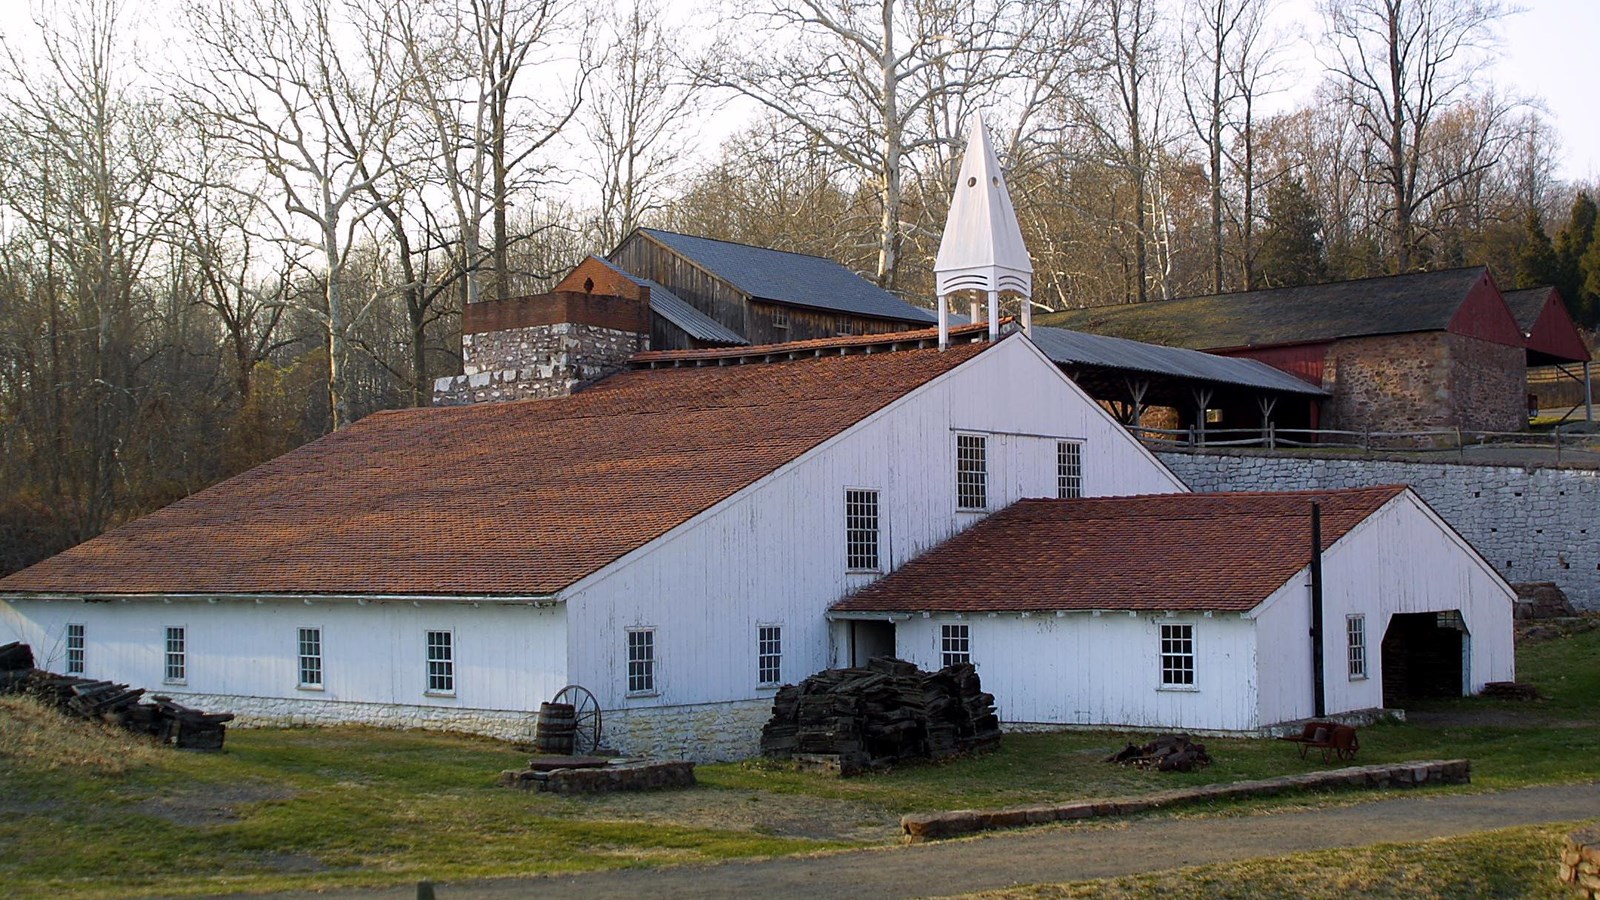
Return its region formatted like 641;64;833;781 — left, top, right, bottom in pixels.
965;822;1585;899
2;622;1596;897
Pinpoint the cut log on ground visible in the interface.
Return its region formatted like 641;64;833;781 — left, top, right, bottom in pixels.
1105;734;1212;772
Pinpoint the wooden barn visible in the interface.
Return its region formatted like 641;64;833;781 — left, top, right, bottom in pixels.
608;227;939;347
1043;268;1549;436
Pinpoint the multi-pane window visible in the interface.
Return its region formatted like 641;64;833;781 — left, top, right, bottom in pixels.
1347;615;1367;679
66;623;85;675
757;625;782;686
773;309;789;330
298;627;324;689
940;623;971;668
845;489;880;571
164;626;186;683
627;628;655;694
1160;623;1195;687
1057;441;1083;499
426;630;454;694
956;433;988;510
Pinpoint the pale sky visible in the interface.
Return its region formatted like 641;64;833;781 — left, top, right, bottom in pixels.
1267;0;1600;183
0;0;1594;182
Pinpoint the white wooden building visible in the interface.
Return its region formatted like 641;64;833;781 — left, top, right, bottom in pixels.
0;331;1189;759
833;487;1516;733
0;117;1517;759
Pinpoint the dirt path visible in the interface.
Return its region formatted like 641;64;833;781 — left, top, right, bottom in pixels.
249;781;1600;899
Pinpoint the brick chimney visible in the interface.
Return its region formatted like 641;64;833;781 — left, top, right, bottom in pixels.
432;258;650;406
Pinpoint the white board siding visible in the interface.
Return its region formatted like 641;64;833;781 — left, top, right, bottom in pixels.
1253;492;1516;726
564;336;1186;712
0;599;567;714
892;613;1259;732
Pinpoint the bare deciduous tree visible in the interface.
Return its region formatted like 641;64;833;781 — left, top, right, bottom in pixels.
182;0;410;429
1320;0;1515;272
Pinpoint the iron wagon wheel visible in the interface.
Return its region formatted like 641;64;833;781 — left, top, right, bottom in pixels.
552;684;602;754
1338;734;1359;761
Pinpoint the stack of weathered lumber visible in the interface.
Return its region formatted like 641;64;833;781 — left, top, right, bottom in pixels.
1105;733;1211;772
760;656;1000;773
0;642;233;750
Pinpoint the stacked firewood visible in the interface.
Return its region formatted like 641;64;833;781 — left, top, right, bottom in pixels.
760;657;1000;772
0;641;233;750
1105;733;1211;772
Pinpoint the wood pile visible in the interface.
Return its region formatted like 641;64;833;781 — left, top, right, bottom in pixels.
1105;734;1211;772
0;641;233;750
1481;680;1540;701
759;656;1000;773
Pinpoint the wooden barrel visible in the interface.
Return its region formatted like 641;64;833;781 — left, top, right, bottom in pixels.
535;702;576;754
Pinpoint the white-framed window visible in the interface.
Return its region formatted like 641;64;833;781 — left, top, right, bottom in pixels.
66;623;85;675
757;625;782;686
425;630;454;695
956;433;988;510
627;628;655;695
1057;441;1083;499
298;627;324;690
1160;622;1195;688
845;488;880;571
1347;615;1367;680
940;623;971;668
773;308;789;330
164;626;186;684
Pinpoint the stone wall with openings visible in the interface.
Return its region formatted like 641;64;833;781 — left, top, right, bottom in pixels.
1158;450;1600;608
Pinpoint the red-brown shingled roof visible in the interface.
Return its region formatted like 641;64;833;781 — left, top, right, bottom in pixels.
832;486;1409;614
0;342;989;598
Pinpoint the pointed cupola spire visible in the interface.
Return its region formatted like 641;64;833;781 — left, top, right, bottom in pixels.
934;113;1033;347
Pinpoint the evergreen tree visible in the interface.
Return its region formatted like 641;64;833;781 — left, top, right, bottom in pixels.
1513;209;1560;289
1580;239;1600;326
1554;192;1598;324
1255;177;1327;288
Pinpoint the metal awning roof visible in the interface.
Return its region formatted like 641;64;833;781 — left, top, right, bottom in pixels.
1030;326;1326;397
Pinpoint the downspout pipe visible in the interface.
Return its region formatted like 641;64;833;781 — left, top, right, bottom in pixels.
1310;501;1326;718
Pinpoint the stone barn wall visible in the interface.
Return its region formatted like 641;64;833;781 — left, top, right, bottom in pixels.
1446;333;1528;433
1319;332;1525;436
1158;450;1600;609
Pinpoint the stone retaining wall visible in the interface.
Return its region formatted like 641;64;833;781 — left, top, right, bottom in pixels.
900;758;1471;842
1158;450;1600;608
1563;824;1600;898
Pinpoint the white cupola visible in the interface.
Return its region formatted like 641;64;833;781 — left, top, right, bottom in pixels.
933;113;1033;347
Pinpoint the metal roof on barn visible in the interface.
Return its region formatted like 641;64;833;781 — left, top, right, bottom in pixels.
1029;326;1325;396
635;228;939;324
1039;267;1497;350
586;255;748;346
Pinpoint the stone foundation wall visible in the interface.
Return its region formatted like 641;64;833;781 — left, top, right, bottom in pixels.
1158;451;1600;608
162;693;536;741
432;322;645;405
603;699;773;762
168;692;772;763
